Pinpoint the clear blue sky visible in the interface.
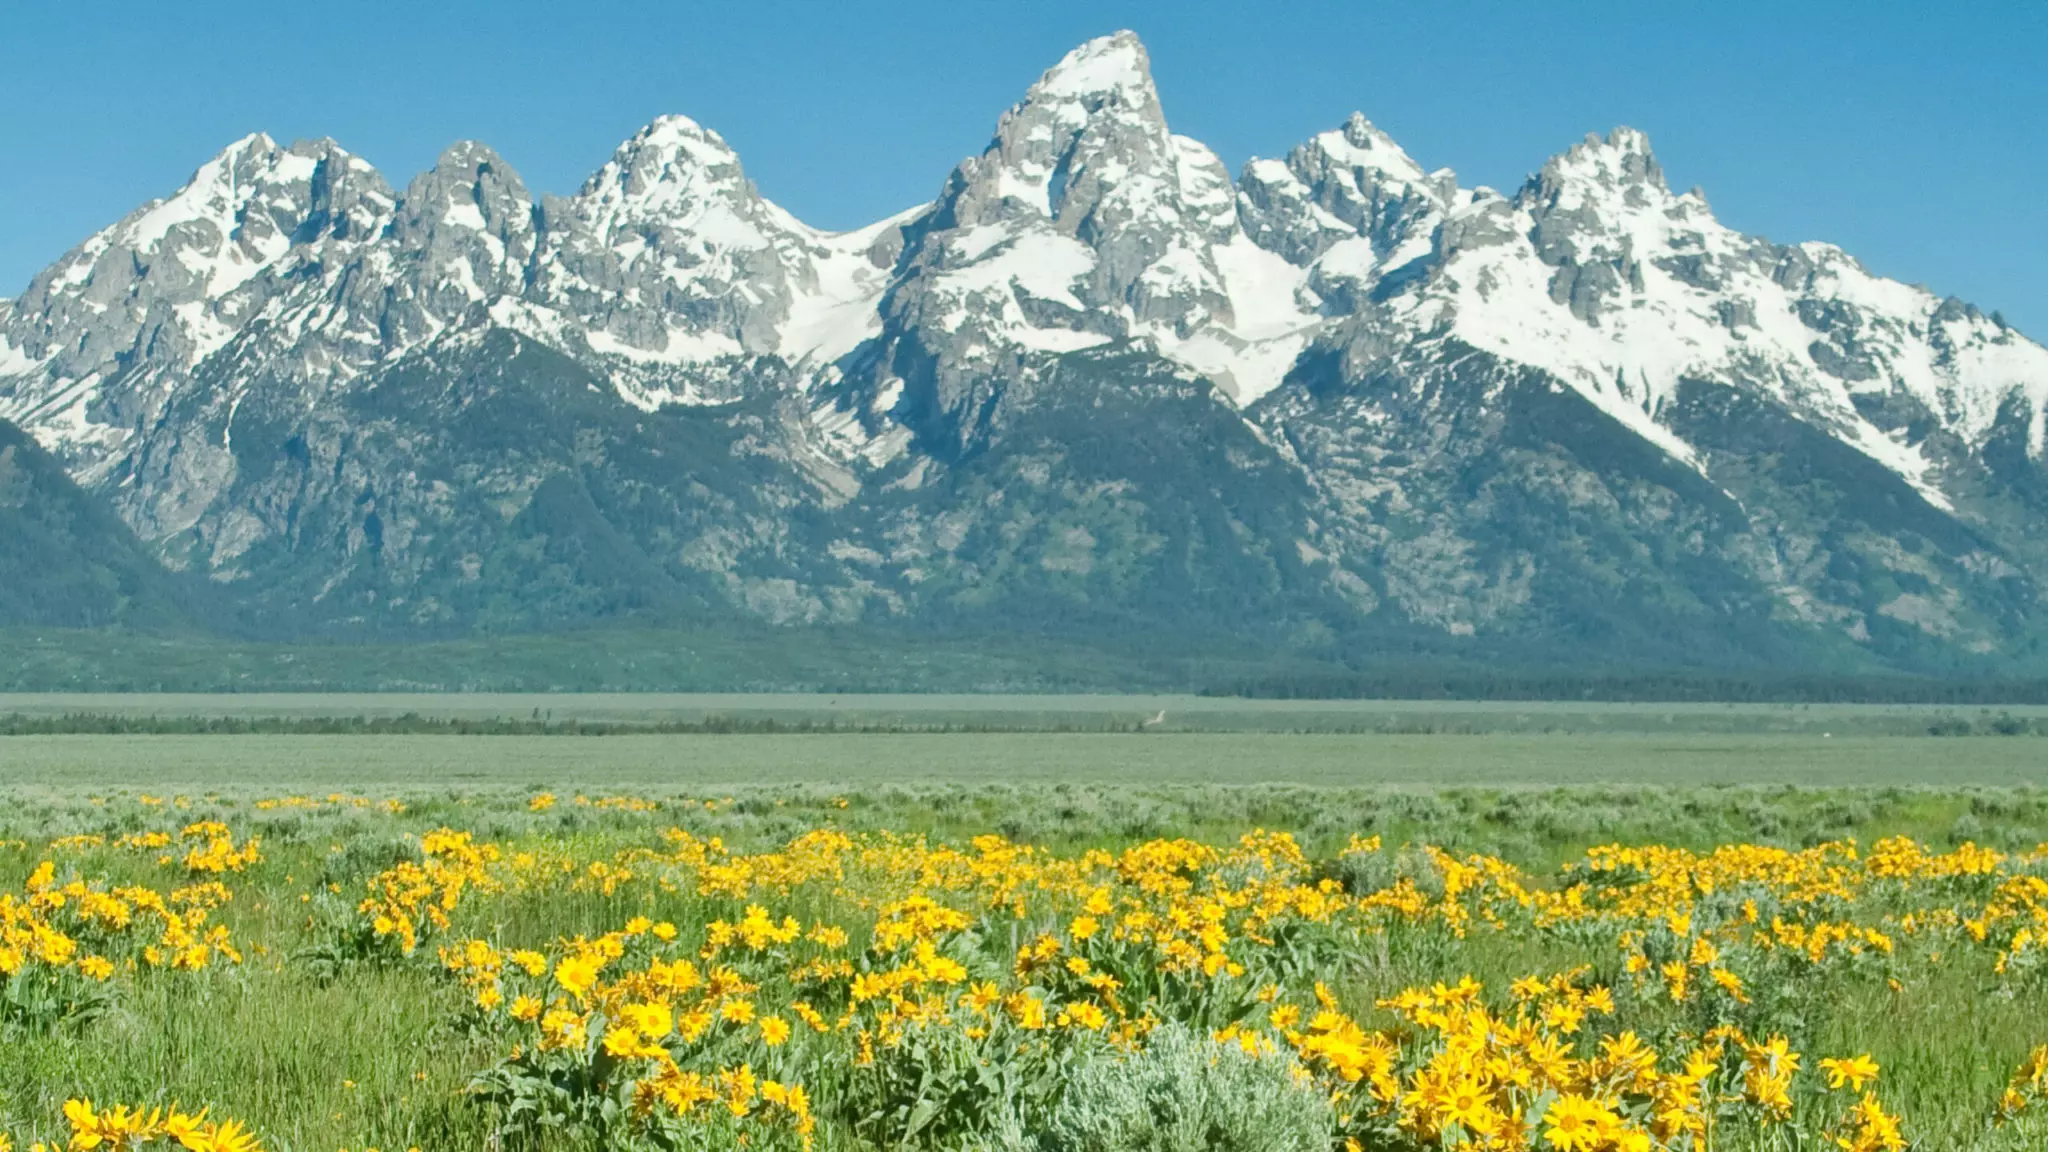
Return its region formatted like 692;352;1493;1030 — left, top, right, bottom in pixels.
5;0;2044;335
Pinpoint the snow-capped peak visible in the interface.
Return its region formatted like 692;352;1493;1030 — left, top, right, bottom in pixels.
1;133;393;377
119;133;281;245
1530;127;1667;199
396;142;534;238
848;31;1322;413
0;131;403;479
57;133;365;284
527;113;916;381
1028;30;1159;106
1318;113;1430;186
1236;113;1455;315
567;115;769;247
933;30;1178;235
380;141;538;314
628;112;729;155
1359;116;2048;505
581;115;750;205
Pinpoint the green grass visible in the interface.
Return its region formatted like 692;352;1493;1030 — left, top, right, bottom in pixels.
2;783;2045;1150
4;735;2048;1150
0;731;2042;794
4;778;2042;863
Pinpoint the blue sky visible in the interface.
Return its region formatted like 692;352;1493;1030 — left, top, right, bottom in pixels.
4;0;2044;334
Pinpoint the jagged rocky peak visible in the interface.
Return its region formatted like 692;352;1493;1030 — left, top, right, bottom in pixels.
571;114;767;219
896;30;1259;347
557;112;814;265
1239;112;1457;272
613;114;742;172
20;133;391;305
1512;127;1695;278
1568;127;1662;182
0;132;395;378
109;132;358;256
380;141;539;321
859;29;1341;416
940;30;1177;234
1016;28;1168;154
1324;113;1430;183
536;113;887;367
393;141;537;251
1524;126;1673;213
1512;126;1709;283
1030;28;1158;105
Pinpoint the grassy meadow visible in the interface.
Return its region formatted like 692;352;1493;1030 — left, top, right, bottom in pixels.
2;697;2047;1150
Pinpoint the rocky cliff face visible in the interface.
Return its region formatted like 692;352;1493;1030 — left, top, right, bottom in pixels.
3;31;2046;670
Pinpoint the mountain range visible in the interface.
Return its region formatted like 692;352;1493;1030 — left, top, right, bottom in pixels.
5;31;2048;688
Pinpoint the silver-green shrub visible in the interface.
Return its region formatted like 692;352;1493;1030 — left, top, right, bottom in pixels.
980;1024;1335;1152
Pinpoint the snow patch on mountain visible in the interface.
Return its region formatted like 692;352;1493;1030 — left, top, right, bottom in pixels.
1151;233;1317;404
0;334;40;377
778;208;926;366
121;133;276;247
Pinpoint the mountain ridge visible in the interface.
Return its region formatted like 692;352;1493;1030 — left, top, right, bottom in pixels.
0;416;209;631
3;30;2046;679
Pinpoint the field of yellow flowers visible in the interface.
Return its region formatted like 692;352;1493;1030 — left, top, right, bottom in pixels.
3;783;2048;1151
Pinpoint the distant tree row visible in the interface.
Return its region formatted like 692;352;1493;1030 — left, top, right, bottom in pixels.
0;712;1151;736
1200;671;2048;705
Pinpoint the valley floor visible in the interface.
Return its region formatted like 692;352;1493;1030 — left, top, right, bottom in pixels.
0;729;2043;793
